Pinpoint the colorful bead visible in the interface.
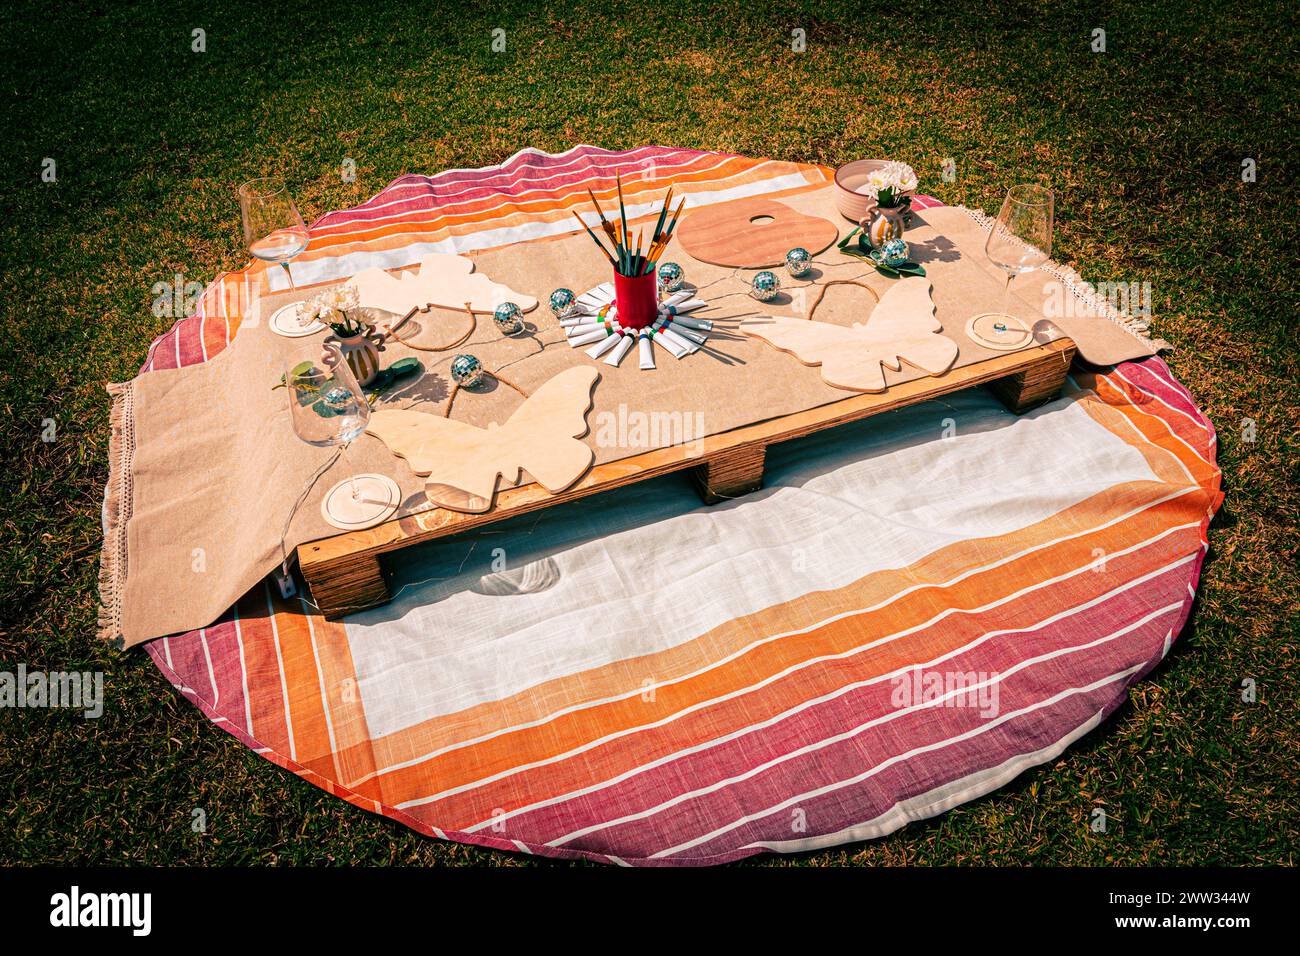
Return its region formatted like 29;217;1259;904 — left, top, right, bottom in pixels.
750;271;781;301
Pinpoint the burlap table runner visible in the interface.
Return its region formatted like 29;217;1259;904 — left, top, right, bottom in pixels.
100;187;1158;648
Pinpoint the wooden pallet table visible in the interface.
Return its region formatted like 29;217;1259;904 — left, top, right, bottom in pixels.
299;338;1076;619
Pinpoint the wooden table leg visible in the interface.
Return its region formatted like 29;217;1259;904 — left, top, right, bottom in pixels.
692;444;766;504
298;548;390;620
988;340;1077;413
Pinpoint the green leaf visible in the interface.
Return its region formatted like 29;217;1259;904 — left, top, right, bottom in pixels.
388;357;422;378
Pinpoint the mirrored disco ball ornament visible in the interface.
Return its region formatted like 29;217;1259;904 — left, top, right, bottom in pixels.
549;288;577;318
657;261;684;293
878;238;910;267
785;247;812;277
450;354;483;388
493;302;524;336
750;271;781;301
322;385;354;411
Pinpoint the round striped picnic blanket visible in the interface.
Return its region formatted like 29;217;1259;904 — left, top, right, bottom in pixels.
140;147;1221;865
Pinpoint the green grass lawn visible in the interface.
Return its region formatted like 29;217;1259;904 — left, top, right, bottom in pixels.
1;0;1295;865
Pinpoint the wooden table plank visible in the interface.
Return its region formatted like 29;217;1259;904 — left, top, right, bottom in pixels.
299;337;1075;618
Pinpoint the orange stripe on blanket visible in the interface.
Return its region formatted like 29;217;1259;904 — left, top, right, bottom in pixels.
264;584;338;778
331;480;1203;788
301;613;380;789
346;487;1206;814
424;522;1202;828
233;588;290;753
305;153;752;240
1073;375;1219;492
297;159;828;256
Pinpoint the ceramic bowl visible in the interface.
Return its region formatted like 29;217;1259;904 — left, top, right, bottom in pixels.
833;159;916;225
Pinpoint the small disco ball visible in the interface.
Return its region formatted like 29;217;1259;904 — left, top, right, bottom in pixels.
879;238;910;267
784;247;812;277
549;288;577;318
450;354;483;388
750;270;781;301
492;302;524;336
657;261;684;293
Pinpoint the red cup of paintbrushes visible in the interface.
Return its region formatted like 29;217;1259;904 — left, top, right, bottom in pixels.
614;269;658;330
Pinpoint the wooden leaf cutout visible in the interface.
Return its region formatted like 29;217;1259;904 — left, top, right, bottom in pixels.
352;253;539;317
740;276;958;392
366;366;599;514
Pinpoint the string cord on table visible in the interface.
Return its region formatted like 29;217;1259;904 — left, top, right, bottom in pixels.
393;302;477;352
279;444;343;577
697;264;885;314
443;369;529;418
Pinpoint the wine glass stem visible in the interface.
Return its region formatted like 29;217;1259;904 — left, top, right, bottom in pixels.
281;261;296;291
340;442;358;499
1001;273;1014;319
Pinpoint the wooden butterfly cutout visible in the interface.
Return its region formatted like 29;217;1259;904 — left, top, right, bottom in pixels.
366;366;599;514
352;253;539;318
740;276;958;392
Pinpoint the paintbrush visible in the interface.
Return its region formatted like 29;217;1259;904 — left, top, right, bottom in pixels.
616;173;631;262
649;199;681;266
663;197;686;241
651;187;673;245
572;211;616;265
644;188;674;271
655;197;686;265
647;196;687;268
587;187;620;251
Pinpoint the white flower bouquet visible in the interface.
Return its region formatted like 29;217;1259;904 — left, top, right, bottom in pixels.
861;161;919;208
302;283;365;336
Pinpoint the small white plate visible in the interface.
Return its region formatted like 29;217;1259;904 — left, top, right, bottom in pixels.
965;312;1033;351
270;302;325;338
319;474;401;530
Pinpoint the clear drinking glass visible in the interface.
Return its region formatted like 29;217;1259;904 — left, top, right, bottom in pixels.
285;349;369;448
239;177;310;291
984;184;1054;320
276;347;371;579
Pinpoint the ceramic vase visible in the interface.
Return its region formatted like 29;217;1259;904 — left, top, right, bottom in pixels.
865;204;907;249
328;331;383;387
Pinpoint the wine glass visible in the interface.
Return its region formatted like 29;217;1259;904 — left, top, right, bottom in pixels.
239;176;309;292
984;184;1054;321
281;343;399;548
285;344;369;449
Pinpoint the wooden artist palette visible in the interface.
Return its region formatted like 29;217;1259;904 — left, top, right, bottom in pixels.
675;197;839;268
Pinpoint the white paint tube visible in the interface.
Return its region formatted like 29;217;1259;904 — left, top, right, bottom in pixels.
586;333;623;359
668;314;711;331
603;333;636;366
666;323;707;345
569;328;609;348
638;332;656;369
566;321;608;337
